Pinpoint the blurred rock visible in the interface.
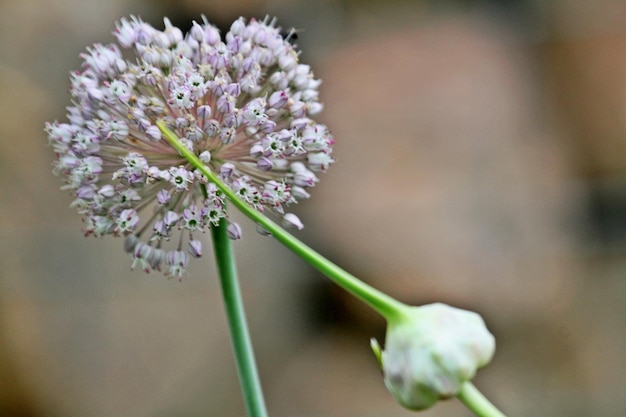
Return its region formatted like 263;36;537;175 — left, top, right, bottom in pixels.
542;28;626;176
307;16;580;321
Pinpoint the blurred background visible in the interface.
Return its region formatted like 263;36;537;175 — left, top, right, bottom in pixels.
1;0;626;416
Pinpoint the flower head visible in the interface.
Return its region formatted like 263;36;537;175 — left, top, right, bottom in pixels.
46;15;334;279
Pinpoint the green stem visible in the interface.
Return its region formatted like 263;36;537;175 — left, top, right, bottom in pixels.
158;120;408;321
211;218;268;417
159;121;508;417
457;382;507;417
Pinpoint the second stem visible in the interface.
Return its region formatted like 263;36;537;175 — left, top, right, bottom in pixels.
211;218;268;417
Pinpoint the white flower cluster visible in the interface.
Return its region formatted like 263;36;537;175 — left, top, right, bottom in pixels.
46;16;334;279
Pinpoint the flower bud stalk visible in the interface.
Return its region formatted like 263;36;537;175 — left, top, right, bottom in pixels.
160;122;507;417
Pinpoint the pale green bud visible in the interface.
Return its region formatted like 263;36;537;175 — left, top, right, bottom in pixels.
372;303;495;411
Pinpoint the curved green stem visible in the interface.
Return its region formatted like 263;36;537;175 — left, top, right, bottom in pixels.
211;218;268;417
159;121;508;417
457;382;507;417
158;120;407;321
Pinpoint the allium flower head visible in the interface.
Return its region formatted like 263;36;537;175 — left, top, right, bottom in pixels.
45;15;334;279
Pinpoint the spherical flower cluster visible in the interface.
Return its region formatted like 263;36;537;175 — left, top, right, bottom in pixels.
45;16;334;279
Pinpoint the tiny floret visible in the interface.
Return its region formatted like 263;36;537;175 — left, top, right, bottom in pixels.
46;15;334;278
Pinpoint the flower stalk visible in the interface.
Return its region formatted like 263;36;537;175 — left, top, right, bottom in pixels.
210;217;268;417
159;120;507;417
457;382;507;417
158;120;406;321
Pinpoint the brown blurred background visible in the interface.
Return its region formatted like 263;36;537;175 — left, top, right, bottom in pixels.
1;0;626;416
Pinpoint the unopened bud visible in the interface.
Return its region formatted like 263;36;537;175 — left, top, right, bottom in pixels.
282;213;304;230
373;303;495;411
227;222;242;240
